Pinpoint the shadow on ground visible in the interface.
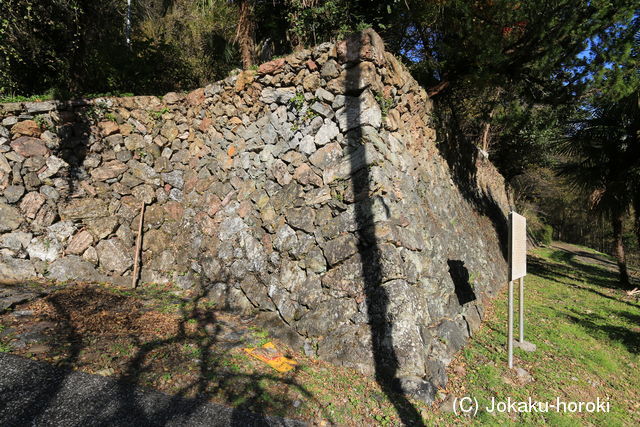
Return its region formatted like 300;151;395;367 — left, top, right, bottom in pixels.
529;247;639;293
564;309;640;355
0;280;326;426
528;248;640;355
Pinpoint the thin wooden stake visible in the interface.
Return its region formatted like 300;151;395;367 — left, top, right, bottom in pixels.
132;202;145;288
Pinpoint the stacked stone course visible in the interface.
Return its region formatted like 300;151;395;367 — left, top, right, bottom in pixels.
0;30;511;400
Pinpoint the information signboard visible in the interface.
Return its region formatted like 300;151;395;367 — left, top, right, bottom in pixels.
509;211;527;281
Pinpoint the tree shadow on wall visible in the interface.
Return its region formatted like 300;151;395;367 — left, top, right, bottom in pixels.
345;36;425;425
1;267;323;426
434;102;510;261
52;101;92;201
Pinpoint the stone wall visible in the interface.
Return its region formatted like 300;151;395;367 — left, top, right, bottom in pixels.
0;30;511;401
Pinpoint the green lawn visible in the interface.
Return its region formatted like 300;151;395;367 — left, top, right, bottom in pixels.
426;243;640;425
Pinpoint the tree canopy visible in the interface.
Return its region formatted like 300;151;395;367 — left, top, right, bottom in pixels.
557;90;640;286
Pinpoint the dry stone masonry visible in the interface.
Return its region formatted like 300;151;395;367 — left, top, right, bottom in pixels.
0;30;511;402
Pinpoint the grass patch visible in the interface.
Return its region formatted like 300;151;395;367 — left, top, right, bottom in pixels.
0;93;54;103
0;242;637;425
429;242;640;425
0;91;134;104
149;107;170;120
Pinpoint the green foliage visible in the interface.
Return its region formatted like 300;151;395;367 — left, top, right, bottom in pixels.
86;102;110;123
490;100;568;181
0;93;54;103
149;107;170;120
139;0;239;88
556;89;639;283
286;0;350;48
374;91;394;119
288;92;306;111
403;0;638;180
514;167;611;254
181;343;202;359
84;92;134;99
535;224;554;245
288;93;319;131
248;325;270;346
0;0;239;98
404;1;637;99
35;114;56;133
557;90;640;220
303;108;318;121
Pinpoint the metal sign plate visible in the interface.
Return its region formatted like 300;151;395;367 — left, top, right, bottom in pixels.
509;211;527;281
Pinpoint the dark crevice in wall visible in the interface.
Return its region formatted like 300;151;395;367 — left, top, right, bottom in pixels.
447;259;476;306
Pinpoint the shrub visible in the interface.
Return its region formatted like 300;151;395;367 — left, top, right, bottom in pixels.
534;224;554;245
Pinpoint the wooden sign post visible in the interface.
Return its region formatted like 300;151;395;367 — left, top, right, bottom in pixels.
507;211;535;369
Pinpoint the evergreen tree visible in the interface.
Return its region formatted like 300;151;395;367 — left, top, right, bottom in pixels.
397;1;638;181
558;89;640;288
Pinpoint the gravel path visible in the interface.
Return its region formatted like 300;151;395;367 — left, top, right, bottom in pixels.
0;353;306;427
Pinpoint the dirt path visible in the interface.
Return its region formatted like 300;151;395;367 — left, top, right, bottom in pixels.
0;352;304;427
550;241;639;281
0;282;418;425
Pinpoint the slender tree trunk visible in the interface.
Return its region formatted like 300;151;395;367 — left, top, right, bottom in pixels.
236;0;255;69
634;196;640;254
427;80;450;97
480;122;491;153
481;108;497;153
612;213;630;288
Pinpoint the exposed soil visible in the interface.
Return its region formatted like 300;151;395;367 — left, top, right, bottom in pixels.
0;282;424;425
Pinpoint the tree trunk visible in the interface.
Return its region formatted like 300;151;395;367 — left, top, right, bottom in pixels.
481;108;497;153
612;213;630;288
634;196;640;254
427;80;450;97
480;121;491;153
236;0;255;69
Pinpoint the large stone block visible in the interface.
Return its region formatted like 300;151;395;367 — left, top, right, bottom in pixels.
10;137;48;157
60;199;110;220
334;90;382;132
96;238;133;274
0;256;36;282
0;203;23;232
335;28;386;65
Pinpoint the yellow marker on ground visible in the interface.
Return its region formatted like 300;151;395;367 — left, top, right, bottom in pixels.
243;342;297;373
